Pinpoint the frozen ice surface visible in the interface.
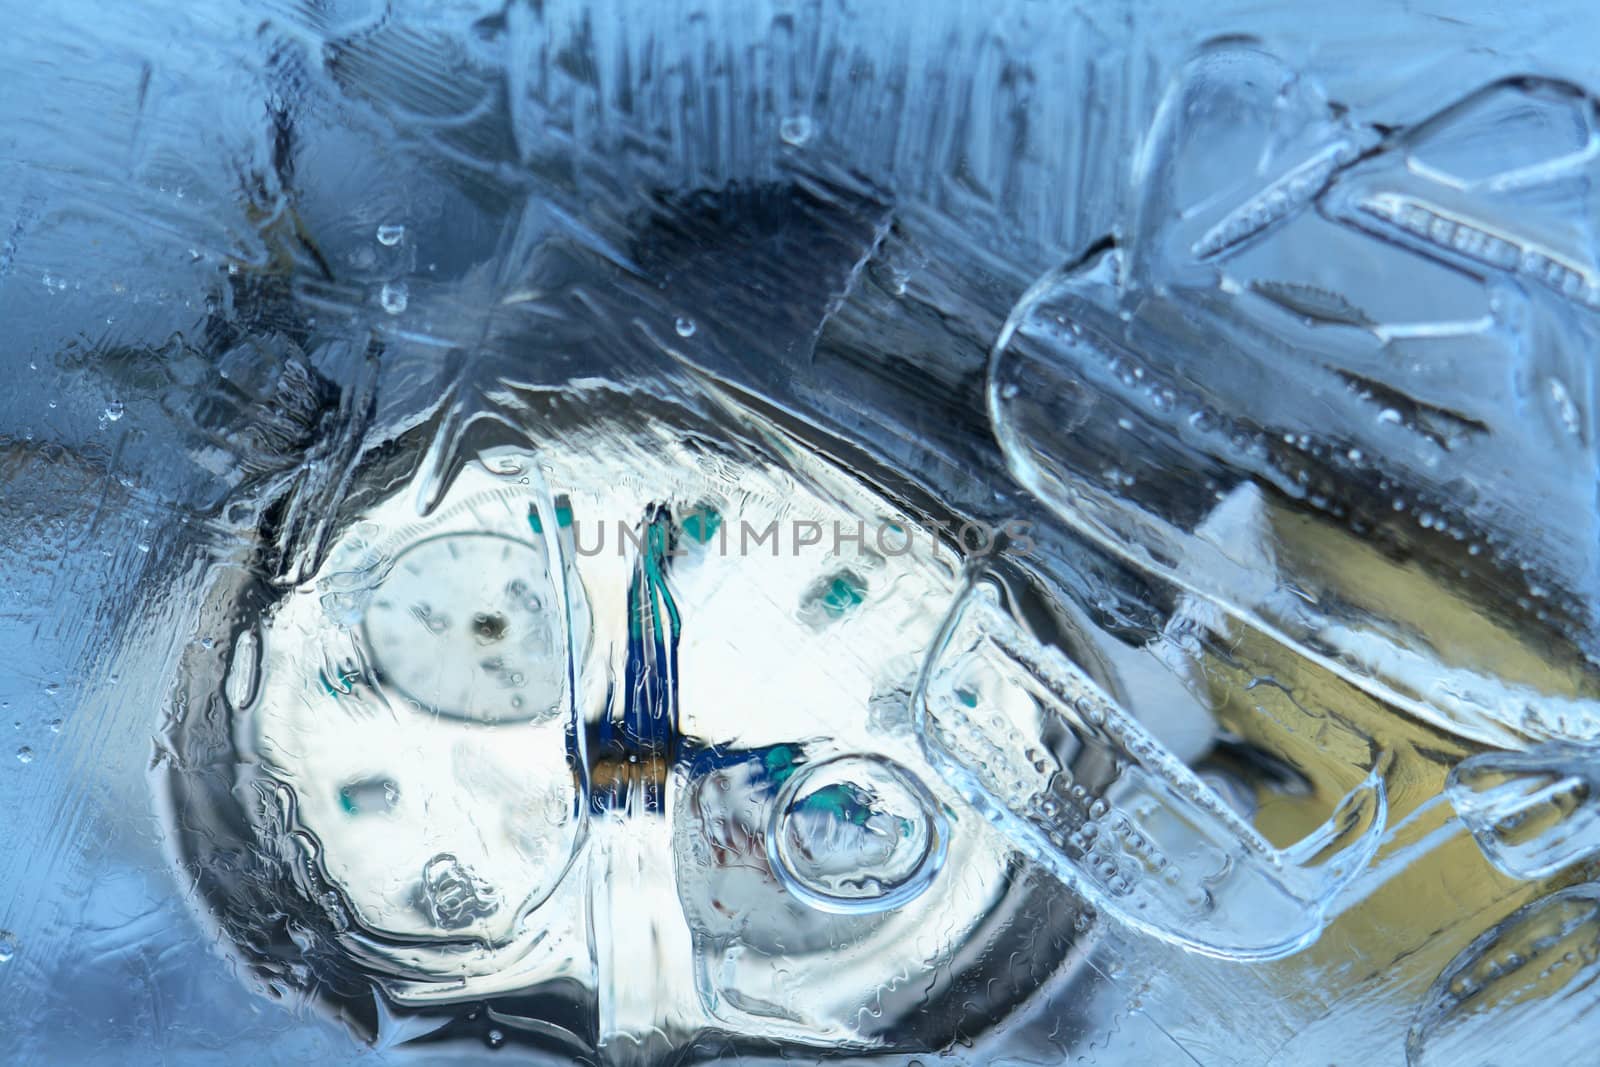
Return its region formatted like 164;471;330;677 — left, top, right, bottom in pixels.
5;0;1600;1064
915;573;1386;961
1447;741;1600;880
1407;883;1600;1066
992;44;1600;750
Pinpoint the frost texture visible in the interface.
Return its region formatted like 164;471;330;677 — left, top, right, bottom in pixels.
4;2;1600;1066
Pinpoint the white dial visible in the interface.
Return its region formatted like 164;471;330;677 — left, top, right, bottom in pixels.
362;532;567;723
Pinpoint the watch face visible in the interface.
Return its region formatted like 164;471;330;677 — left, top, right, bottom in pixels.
163;401;1095;1055
362;532;565;725
228;474;591;951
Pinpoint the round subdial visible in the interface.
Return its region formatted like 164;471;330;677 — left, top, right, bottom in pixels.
362;532;568;723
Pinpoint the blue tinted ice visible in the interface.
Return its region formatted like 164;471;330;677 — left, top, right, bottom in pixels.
992;44;1600;748
5;3;1600;1065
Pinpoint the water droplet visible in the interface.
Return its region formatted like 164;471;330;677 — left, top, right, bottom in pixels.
16;746;33;764
380;282;409;315
0;932;15;963
225;628;261;712
47;719;61;734
674;316;696;338
376;223;406;247
103;401;124;422
487;1029;505;1048
779;115;815;146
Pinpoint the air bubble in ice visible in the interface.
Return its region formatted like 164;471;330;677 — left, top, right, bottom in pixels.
779;115;815;146
379;282;408;314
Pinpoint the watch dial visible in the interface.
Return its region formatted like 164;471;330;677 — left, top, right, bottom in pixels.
363;532;567;724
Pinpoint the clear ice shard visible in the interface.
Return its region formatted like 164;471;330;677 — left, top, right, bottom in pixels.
914;570;1386;960
991;42;1600;750
1446;740;1600;879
